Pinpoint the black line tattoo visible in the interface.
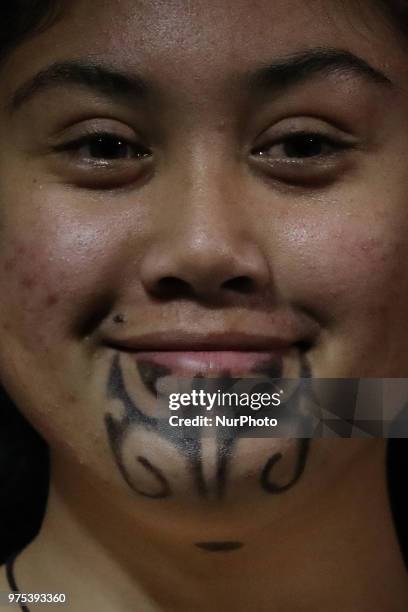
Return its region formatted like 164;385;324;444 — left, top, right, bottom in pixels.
256;357;312;495
106;355;205;498
260;438;310;493
105;354;313;506
136;456;171;498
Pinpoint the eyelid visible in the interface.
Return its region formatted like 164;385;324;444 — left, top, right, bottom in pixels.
252;131;354;158
49;116;147;147
252;116;359;148
53;131;137;152
50;131;153;166
46;130;154;191
248;122;359;189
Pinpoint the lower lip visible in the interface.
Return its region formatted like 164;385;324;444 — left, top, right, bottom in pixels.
131;350;288;376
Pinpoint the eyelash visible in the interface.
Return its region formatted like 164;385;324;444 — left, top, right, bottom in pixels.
51;127;354;191
55;130;350;160
54;132;152;162
251;131;352;161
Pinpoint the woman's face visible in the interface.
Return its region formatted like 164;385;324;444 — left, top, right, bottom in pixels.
0;0;407;531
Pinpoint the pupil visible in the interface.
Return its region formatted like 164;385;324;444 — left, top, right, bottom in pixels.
90;136;128;159
284;136;322;158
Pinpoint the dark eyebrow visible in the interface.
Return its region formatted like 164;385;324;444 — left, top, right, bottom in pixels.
9;49;392;113
9;60;151;112
248;48;393;92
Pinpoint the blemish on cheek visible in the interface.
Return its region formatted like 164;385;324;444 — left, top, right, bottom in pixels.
21;276;36;290
3;245;32;273
46;294;60;307
4;258;16;273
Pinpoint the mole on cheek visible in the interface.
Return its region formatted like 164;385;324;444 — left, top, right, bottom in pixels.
113;314;126;324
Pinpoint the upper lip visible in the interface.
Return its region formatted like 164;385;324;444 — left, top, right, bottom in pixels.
104;331;311;352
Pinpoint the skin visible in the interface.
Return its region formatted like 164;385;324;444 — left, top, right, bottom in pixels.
0;0;408;609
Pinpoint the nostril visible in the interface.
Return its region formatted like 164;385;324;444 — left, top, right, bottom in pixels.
221;276;255;294
154;276;193;299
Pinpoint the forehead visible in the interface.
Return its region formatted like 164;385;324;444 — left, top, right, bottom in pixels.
0;0;405;99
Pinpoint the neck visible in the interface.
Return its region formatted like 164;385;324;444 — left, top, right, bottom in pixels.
10;441;408;611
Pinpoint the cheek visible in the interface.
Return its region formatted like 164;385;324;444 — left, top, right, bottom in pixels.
0;201;123;352
275;209;408;327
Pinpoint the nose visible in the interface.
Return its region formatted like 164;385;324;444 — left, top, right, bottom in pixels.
139;161;271;302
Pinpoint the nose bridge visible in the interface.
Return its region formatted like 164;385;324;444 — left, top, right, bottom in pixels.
174;142;243;249
140;141;271;296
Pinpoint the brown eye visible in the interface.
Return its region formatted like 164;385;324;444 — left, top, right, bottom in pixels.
51;130;154;190
282;134;327;158
57;133;151;162
250;129;356;188
254;132;346;161
86;134;133;160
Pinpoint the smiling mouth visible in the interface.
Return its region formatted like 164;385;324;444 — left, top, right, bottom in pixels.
104;331;312;378
128;350;287;377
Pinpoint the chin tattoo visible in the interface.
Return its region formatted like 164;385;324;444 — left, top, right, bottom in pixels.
105;354;312;551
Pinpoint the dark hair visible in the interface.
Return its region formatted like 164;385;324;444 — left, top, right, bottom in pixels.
0;7;57;560
0;387;49;564
376;0;408;37
0;1;61;61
